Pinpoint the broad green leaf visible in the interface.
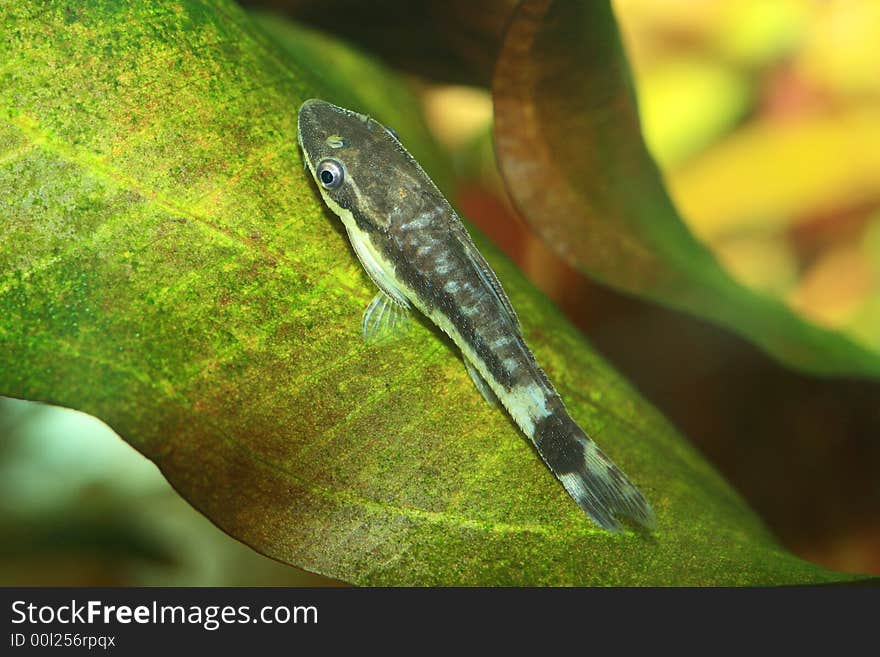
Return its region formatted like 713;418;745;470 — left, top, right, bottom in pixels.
492;0;880;378
0;1;867;584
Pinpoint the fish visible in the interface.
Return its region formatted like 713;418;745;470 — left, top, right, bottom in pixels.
297;98;655;532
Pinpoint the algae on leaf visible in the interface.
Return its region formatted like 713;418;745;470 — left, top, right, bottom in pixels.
493;0;880;379
0;1;865;584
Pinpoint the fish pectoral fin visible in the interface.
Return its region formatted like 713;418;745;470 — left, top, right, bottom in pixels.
362;291;410;343
464;358;500;407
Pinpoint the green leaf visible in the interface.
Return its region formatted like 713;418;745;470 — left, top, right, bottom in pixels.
492;0;880;378
0;1;866;584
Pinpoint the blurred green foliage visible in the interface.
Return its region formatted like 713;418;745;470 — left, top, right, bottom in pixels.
493;0;880;379
618;0;880;354
0;398;334;585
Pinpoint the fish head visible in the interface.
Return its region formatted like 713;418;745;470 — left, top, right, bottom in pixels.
297;98;424;234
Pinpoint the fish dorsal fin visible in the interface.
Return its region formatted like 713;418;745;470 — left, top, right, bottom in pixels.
448;217;521;333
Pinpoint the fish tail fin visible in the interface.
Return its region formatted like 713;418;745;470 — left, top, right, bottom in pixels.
533;411;655;532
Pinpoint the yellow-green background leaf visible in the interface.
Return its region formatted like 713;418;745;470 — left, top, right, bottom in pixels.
493;0;880;379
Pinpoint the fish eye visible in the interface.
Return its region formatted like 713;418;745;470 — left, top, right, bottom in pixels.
316;159;344;189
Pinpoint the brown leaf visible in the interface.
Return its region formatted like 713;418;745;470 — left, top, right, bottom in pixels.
492;0;880;378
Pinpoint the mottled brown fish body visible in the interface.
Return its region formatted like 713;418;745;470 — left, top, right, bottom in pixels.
297;98;655;532
389;208;540;390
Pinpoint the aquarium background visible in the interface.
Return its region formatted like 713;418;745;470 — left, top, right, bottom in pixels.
2;0;878;584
